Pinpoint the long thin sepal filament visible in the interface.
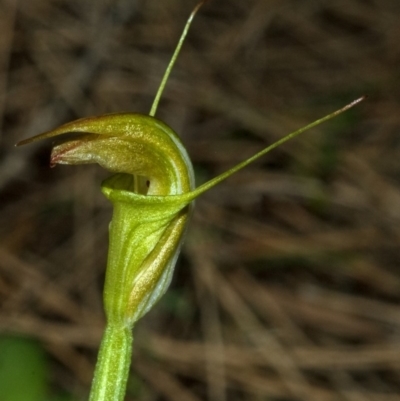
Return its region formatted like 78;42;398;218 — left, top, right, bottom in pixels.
189;96;367;199
149;1;206;117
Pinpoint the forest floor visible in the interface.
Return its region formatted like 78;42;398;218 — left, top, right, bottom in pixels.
1;0;400;400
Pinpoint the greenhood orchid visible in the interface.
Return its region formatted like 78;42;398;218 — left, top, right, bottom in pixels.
17;2;365;400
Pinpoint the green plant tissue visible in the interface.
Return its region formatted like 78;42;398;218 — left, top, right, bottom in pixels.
0;335;47;401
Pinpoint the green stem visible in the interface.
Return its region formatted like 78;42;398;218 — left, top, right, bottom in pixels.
89;325;133;401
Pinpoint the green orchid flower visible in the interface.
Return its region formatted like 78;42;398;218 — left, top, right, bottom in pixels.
17;2;364;400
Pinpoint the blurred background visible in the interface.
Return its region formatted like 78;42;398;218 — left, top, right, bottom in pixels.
1;0;400;400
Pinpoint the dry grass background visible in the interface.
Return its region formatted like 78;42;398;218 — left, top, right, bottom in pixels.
1;0;400;400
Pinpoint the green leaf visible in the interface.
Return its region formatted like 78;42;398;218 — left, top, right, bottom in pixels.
0;335;48;401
